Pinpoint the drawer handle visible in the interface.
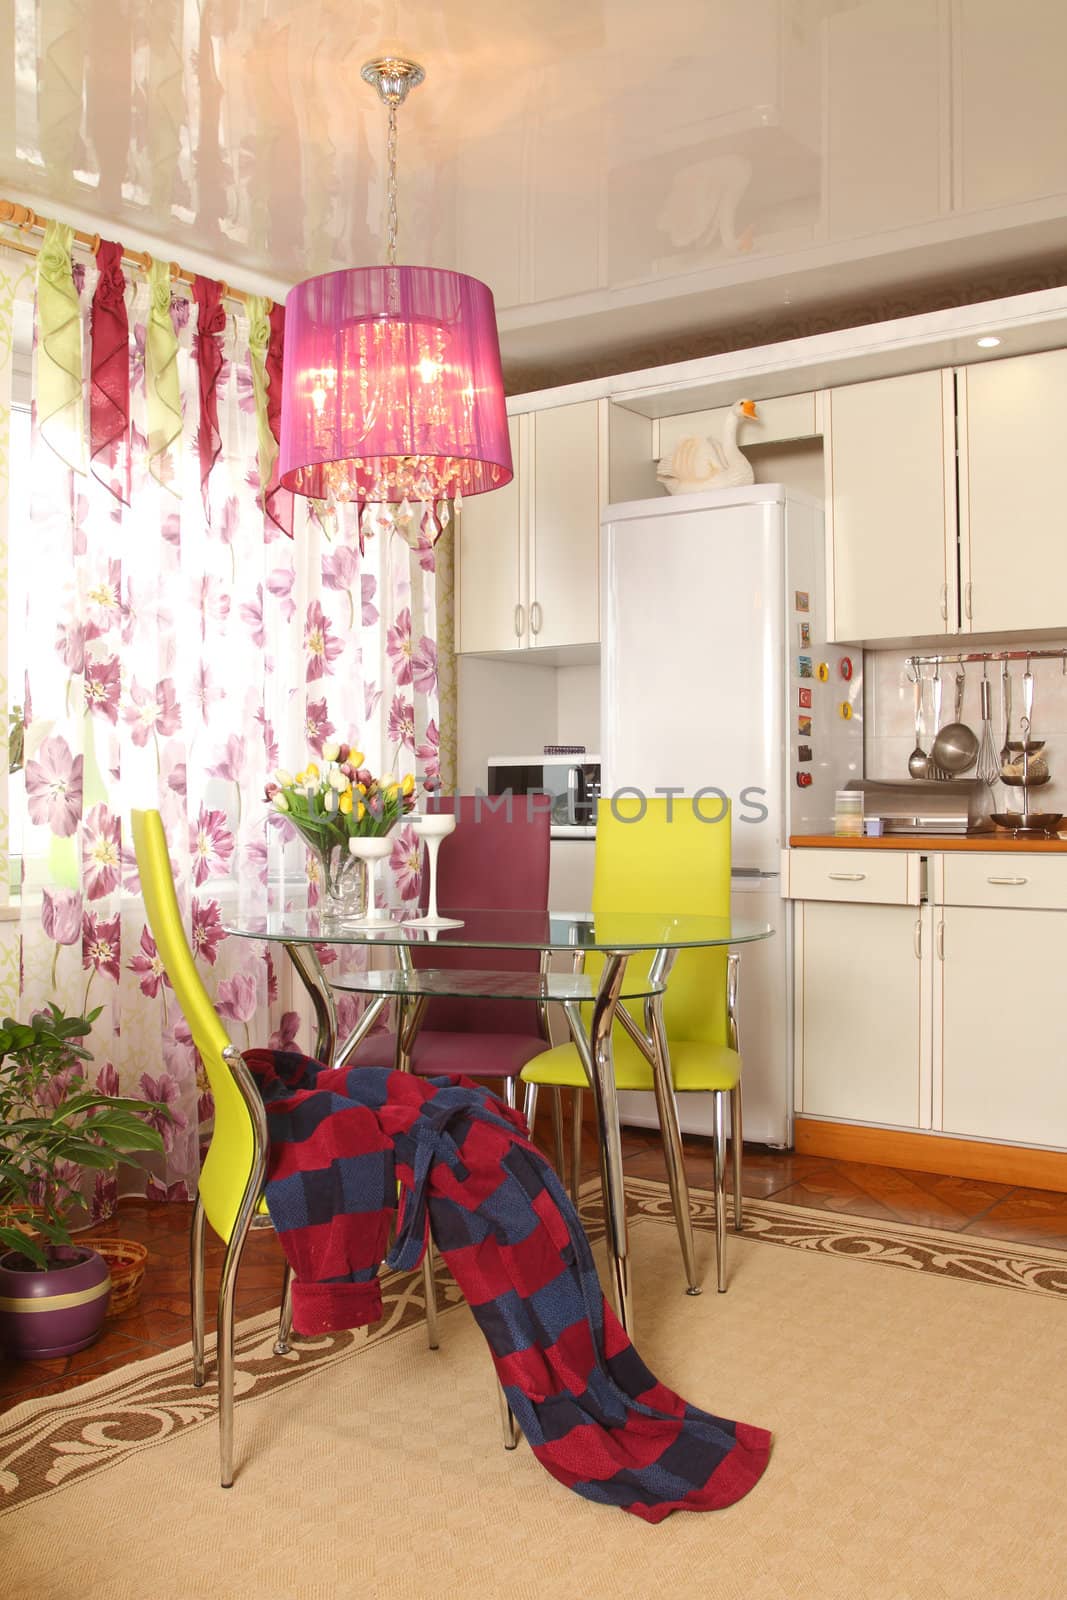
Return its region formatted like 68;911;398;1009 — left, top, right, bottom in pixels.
514;603;525;638
986;876;1027;886
828;872;866;882
530;600;543;635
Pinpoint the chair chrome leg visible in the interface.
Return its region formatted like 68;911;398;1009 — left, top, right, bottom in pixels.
647;993;699;1295
497;1382;521;1450
730;1081;744;1233
422;1244;439;1351
190;1194;207;1388
502;1075;518;1111
713;1091;728;1294
522;1080;539;1135
274;1260;294;1355
570;1087;584;1198
217;1212;255;1488
550;1087;566;1178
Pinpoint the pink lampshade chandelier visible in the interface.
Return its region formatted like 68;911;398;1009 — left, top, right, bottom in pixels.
278;56;512;539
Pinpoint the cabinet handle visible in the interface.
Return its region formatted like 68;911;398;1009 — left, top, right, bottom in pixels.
828;872;866;881
914;918;922;960
939;582;948;621
514;603;525;638
936;920;945;960
986;875;1027;886
530;600;543;635
964;581;973;620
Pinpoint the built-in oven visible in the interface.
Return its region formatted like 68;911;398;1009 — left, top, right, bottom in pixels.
487;754;600;832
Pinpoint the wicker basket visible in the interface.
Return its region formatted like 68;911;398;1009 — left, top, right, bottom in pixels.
80;1238;149;1317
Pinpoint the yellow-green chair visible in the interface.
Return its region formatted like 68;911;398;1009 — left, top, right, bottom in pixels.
133;808;504;1482
520;797;743;1294
132;808;283;1487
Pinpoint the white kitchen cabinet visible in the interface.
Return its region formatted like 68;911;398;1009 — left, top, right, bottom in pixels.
957;349;1067;634
934;904;1067;1146
791;847;1067;1153
456;416;525;654
456;400;604;655
530;402;602;650
824;370;957;643
794;898;930;1130
823;0;948;241
954;1;1067;213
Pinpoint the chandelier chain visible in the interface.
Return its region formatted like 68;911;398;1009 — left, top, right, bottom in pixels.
386;102;399;266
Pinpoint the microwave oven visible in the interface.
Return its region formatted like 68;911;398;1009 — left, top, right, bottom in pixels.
487;755;600;830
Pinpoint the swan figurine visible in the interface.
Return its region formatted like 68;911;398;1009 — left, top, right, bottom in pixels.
656;399;760;494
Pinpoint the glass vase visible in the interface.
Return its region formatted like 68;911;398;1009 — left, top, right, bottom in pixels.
307;836;368;924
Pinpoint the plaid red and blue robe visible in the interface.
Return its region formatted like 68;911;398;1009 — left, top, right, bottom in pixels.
245;1052;771;1522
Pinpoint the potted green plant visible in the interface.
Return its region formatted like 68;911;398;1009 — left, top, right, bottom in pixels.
0;1003;165;1359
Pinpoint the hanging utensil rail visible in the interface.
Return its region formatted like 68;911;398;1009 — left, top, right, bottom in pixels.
906;648;1067;676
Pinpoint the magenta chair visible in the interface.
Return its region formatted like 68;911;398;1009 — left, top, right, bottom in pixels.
350;796;553;1111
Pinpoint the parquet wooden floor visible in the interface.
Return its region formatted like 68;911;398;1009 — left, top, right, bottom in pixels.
4;1121;1066;1411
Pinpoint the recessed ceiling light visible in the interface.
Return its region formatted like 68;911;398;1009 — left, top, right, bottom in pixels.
976;336;1001;348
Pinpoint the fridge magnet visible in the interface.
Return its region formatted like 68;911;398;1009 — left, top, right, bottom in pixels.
798;621;811;648
798;715;812;736
838;701;853;720
798;687;812;709
794;590;810;613
797;744;813;763
816;661;830;682
839;655;854;680
795;770;813;788
798;656;813;678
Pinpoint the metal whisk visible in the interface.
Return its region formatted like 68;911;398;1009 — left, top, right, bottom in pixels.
976;662;1001;786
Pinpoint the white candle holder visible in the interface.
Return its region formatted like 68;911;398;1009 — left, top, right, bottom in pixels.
402;813;463;928
345;834;396;926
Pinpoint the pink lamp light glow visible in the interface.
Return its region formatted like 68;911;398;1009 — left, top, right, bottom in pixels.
278;263;512;511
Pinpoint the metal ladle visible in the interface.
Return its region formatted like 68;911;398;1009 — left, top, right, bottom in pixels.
929;667;979;776
907;669;928;778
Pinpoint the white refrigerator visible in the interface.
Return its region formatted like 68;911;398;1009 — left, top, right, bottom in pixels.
600;484;863;1146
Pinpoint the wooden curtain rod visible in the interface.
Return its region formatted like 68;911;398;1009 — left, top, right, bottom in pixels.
0;199;267;311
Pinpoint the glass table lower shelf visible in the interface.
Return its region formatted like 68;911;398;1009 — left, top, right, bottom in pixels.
327;967;665;1002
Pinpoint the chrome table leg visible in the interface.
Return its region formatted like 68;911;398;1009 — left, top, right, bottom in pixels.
283;940;337;1066
421;1243;439;1350
570;1088;584;1198
274;1262;294;1355
564;950;632;1332
498;1383;521;1450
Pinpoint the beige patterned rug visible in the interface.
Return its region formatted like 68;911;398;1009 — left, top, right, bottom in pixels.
3;1178;1067;1600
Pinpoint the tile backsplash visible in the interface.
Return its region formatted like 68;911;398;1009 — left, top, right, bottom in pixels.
865;641;1067;818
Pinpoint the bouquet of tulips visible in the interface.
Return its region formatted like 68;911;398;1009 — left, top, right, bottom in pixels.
265;739;417;849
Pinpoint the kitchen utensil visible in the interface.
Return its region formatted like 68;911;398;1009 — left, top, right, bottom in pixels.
976;665;1000;786
907;671;928;778
927;663;946;779
999;660;1012;770
990;810;1063;837
929;668;979;775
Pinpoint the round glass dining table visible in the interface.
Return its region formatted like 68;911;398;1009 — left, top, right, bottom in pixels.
222;902;773;1332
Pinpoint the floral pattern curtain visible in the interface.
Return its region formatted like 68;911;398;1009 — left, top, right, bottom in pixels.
1;230;456;1220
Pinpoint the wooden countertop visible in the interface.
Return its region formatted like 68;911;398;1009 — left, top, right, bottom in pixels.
790;833;1067;853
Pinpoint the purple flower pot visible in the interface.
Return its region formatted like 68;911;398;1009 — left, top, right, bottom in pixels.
0;1246;111;1360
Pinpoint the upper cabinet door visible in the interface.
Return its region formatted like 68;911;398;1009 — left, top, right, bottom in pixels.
955;1;1067;211
529;401;602;650
958;350;1067;634
456;416;526;654
825;370;957;643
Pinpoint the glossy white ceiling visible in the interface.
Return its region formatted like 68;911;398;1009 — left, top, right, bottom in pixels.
3;0;1067;385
